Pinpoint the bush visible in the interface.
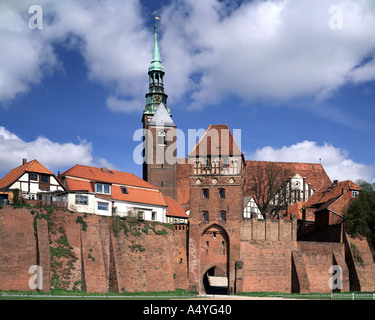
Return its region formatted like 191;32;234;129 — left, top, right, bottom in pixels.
344;181;375;245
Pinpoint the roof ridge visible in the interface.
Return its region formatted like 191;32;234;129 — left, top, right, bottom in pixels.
245;160;322;165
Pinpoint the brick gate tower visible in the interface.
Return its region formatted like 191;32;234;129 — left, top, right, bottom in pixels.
142;19;176;199
187;125;245;294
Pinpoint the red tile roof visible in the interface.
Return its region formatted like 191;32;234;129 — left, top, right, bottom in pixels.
305;180;361;208
164;196;188;218
0;159;54;189
61;164;159;190
61;165;167;207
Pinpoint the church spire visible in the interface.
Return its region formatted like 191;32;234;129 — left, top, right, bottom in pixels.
143;17;170;116
149;20;164;73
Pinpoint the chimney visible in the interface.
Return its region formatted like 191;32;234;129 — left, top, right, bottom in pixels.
22;158;27;165
333;180;339;186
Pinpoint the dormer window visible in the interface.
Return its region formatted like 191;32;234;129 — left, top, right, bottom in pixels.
96;183;111;195
121;186;128;194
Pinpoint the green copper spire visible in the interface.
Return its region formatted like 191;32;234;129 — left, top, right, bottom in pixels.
143;18;170;116
148;21;165;73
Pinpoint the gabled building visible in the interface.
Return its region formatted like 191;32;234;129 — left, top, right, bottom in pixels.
243;196;262;220
0;159;65;204
294;180;361;241
59;164;169;223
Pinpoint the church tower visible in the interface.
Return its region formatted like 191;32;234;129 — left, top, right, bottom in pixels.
142;20;176;199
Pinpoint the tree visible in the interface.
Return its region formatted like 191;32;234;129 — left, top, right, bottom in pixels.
245;161;293;218
344;180;375;245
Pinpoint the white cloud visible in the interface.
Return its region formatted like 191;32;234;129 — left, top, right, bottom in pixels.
1;0;375;111
0;0;150;110
248;140;375;183
0;126;113;175
160;0;375;108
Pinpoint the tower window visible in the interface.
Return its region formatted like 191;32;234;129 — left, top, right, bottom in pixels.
220;211;226;222
157;130;167;145
203;189;209;199
219;188;225;199
203;211;209;222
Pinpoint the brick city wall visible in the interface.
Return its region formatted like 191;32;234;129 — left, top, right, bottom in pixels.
238;241;298;293
295;241;349;293
1;206;374;294
236;202;298;293
0;207;39;291
0;207;189;293
344;233;375;292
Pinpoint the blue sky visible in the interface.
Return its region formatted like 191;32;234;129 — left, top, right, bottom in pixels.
0;0;375;183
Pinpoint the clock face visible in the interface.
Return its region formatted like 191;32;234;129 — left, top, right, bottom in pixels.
153;95;161;103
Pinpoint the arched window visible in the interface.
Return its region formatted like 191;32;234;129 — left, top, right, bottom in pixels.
203;189;209;199
219;188;225;199
157;130;166;145
220;211;226;222
203;211;209;222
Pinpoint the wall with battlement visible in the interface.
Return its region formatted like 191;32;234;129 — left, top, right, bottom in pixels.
241;216;297;242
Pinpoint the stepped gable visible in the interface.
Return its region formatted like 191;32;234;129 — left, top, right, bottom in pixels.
188;124;243;158
0;159;54;188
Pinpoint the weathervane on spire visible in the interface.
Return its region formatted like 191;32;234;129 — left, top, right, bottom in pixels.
153;12;160;29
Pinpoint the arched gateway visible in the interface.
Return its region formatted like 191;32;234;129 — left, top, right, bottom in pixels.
200;225;230;294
